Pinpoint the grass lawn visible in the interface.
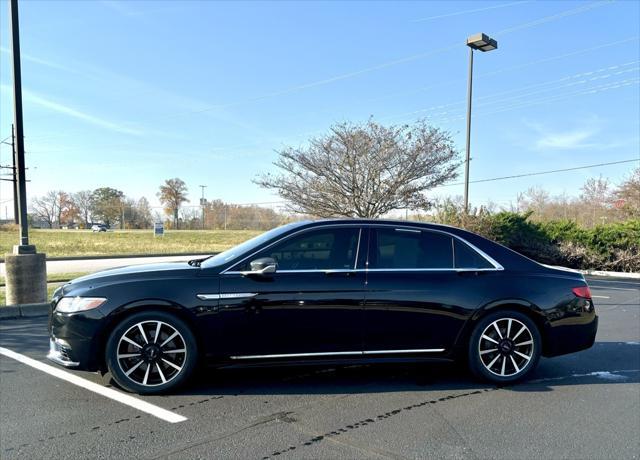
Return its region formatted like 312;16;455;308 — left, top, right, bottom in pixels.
0;229;261;258
0;272;91;287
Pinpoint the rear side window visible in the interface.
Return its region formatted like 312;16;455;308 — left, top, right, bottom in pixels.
371;228;453;269
454;239;494;269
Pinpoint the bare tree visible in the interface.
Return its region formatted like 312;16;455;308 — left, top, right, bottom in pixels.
580;175;611;206
31;191;58;228
31;191;78;228
158;178;189;229
254;120;460;218
73;190;93;226
614;167;639;218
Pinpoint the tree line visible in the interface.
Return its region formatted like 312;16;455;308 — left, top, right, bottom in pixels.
29;179;287;231
27;119;638;230
31;188;154;229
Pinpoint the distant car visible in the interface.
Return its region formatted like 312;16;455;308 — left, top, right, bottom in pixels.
48;219;598;394
91;224;107;232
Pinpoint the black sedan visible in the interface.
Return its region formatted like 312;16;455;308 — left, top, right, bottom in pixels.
48;219;598;394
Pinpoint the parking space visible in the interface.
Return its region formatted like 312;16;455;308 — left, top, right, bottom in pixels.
1;277;638;459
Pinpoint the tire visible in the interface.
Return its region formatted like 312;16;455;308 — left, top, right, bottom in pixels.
105;310;198;394
468;310;541;384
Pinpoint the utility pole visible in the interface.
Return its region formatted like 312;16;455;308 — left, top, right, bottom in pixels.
5;0;47;306
11;124;18;224
10;0;29;246
199;185;207;230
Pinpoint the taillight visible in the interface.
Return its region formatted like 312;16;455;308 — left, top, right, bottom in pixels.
572;286;592;299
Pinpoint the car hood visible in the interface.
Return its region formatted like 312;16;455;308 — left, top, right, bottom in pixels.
70;262;197;285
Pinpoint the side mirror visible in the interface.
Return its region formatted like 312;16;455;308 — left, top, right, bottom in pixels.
244;257;277;276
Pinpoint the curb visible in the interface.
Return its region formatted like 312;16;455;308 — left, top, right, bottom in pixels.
0;303;49;320
579;269;639;280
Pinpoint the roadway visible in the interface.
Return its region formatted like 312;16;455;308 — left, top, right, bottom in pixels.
0;277;638;459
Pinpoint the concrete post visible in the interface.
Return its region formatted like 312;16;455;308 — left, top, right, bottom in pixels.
4;245;47;305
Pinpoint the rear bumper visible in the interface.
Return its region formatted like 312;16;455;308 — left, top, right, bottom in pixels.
543;313;598;357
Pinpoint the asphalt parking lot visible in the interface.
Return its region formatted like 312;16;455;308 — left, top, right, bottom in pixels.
1;276;638;459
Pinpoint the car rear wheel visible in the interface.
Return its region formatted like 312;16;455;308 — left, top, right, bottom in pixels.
105;311;197;394
468;310;541;384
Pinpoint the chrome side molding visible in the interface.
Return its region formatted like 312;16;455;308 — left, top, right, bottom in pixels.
197;293;258;300
229;349;445;360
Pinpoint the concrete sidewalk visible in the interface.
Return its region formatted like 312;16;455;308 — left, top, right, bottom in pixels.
0;254;210;276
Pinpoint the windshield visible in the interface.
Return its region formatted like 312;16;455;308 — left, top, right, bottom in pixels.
201;222;308;269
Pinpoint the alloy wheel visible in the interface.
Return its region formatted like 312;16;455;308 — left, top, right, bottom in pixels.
477;317;534;377
116;320;187;387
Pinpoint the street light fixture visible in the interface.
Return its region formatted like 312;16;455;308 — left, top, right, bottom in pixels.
464;33;498;214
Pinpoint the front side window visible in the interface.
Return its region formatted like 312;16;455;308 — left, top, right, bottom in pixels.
371;228;454;269
240;227;360;271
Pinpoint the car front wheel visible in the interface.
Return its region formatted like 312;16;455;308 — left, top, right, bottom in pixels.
105;311;197;394
468;310;541;384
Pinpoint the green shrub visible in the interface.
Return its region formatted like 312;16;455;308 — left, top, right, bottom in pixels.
433;204;639;272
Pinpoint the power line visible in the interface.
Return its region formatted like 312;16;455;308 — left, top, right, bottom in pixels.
412;1;530;22
436;159;639;188
433;77;639;124
495;0;613;36
17;37;639;158
122;0;617;125
381;62;639;122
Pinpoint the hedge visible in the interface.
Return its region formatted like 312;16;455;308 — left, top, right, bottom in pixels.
441;212;639;273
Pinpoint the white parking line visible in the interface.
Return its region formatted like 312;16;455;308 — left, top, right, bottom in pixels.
592;295;610;299
0;347;187;424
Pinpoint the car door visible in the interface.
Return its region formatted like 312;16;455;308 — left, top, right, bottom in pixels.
363;226;495;355
217;225;366;358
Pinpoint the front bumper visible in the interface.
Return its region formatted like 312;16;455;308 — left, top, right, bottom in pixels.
47;338;80;367
48;305;106;371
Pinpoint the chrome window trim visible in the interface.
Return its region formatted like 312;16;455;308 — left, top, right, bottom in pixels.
220;222;503;275
395;228;421;233
353;228;362;270
229;348;445;360
221;223;364;275
224;267;499;275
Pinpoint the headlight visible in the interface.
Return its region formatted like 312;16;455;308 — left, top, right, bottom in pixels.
56;297;107;313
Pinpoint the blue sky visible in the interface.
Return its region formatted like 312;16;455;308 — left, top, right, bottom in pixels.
0;0;638;217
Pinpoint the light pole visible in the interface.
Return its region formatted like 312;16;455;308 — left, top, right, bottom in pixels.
464;33;498;214
5;0;47;306
199;185;207;230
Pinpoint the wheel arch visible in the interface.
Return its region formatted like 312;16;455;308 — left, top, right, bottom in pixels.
96;299;202;372
453;299;550;358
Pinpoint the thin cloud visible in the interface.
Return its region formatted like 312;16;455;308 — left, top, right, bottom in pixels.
412;1;530;23
175;1;615;115
536;129;597;149
0;84;143;136
527;117;603;150
0;46;71;73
